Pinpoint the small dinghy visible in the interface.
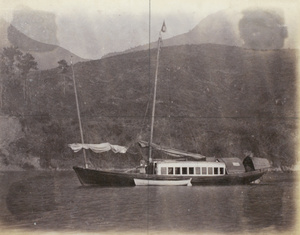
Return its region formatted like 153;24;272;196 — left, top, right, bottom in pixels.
134;178;192;186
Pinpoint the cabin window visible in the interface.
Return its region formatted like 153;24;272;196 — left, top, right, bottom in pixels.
175;167;181;175
220;167;224;175
189;167;194;174
214;167;218;175
182;167;187;174
202;167;207;175
161;167;167;175
154;163;157;174
208;167;213;175
168;167;173;175
195;167;200;174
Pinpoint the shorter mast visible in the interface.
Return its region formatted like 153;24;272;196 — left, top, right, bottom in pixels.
71;58;88;168
149;21;166;163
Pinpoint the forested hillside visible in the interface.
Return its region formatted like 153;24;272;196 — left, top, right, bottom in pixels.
0;44;297;170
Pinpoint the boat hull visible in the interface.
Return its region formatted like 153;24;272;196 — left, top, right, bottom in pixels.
73;166;267;186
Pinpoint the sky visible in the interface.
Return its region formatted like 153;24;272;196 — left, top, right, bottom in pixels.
0;0;299;59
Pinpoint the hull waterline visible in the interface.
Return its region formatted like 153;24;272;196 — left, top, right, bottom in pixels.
73;166;267;186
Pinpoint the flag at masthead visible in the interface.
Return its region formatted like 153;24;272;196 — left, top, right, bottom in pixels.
161;20;167;32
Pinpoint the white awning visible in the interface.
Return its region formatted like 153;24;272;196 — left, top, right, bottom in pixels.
68;143;128;154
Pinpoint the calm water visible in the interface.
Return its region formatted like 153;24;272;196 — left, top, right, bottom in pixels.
0;170;296;234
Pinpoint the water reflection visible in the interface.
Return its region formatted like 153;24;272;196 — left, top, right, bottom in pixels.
6;173;56;220
242;181;295;231
243;185;284;229
1;171;296;233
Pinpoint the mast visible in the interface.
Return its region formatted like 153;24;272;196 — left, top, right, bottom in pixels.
71;58;88;168
149;21;166;163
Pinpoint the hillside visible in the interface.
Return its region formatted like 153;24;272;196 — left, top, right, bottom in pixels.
105;9;293;58
0;44;297;170
105;10;242;58
0;18;86;69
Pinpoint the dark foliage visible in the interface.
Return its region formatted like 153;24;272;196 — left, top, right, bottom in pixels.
1;44;297;169
57;59;69;73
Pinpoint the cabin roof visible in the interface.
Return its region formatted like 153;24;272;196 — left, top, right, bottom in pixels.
243;156;271;170
218;157;245;173
154;159;225;167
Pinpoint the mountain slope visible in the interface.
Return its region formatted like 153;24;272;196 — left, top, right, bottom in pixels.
126;10;242;54
105;8;292;58
0;44;297;170
0;18;86;69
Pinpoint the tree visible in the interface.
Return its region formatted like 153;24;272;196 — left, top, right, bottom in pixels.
17;53;38;100
57;59;69;73
0;47;38;105
0;46;23;107
17;53;38;76
57;59;69;95
0;46;22;73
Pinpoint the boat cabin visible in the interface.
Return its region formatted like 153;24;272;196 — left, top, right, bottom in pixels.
142;157;270;176
147;160;226;176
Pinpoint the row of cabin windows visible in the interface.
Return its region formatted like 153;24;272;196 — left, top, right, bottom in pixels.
160;166;225;175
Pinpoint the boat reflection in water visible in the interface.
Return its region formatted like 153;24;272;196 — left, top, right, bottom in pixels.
2;171;294;233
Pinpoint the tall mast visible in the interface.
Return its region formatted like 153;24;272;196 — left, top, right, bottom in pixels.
149;21;166;163
71;58;88;168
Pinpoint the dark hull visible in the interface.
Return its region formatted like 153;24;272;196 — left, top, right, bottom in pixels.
73;166;267;186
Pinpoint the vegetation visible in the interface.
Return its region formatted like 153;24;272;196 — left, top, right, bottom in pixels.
57;59;69;72
0;46;38;106
0;44;297;170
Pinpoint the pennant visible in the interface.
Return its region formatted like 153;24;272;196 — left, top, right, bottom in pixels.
161;21;167;32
